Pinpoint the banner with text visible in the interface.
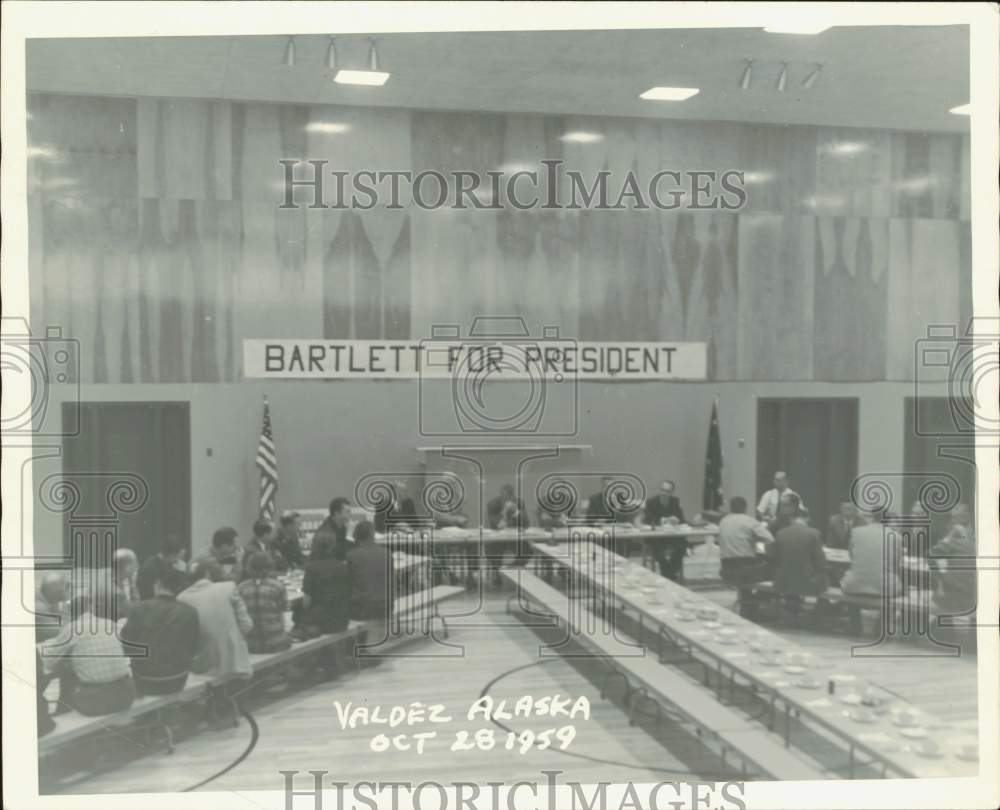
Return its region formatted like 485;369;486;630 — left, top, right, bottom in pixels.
244;339;707;380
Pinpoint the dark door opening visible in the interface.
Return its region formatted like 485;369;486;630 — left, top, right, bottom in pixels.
757;398;859;531
61;402;191;564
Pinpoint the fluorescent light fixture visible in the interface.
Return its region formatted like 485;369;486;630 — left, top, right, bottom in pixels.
639;86;700;101
498;162;536;173
560;131;604;144
304;121;351;135
739;60;753;90
325;38;338;71
334;69;390;86
26;145;57;160
776;63;788;92
763;24;832;35
823;141;869;156
282;37;296;67
949;103;971;116
896;176;935;193
743;171;774;184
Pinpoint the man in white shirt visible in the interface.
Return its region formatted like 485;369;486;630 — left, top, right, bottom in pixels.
756;471;804;521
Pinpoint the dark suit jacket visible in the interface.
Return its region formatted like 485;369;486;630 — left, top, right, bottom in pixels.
301;558;352;632
643;495;685;526
586;491;639;523
771;523;827;596
347;544;395;620
486;496;528;530
374;498;418;533
825;515;855;550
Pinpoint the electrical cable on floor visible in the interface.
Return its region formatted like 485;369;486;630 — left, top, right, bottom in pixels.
479;658;740;780
182;700;260;792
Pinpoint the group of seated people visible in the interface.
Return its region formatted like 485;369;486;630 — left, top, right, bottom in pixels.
34;506;394;731
718;471;977;622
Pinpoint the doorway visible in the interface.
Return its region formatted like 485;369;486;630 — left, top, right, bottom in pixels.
61;402;191;563
757;398;859;530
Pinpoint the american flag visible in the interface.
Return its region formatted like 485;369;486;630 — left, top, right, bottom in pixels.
256;397;277;521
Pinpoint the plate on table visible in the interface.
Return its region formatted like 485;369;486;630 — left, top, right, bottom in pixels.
909;739;943;758
756;657;781;667
899;726;929;739
892;709;924;728
857;732;899;753
703;621;722;630
829;673;857;684
783;665;807;675
794;676;822;690
715;635;739;645
838;692;864;706
674;612;696;622
848;708;878;724
951;739;979;762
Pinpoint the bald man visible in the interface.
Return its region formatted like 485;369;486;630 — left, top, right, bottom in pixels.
113;548;140;619
35;573;67;643
756;471;804;522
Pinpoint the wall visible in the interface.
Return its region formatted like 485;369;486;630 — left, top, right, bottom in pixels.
30;378;950;557
27;94;972;384
24;93;971;555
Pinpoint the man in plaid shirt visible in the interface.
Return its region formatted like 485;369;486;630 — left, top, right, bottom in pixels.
238;552;291;654
38;588;135;716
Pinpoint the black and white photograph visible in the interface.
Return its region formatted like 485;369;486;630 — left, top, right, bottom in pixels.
1;3;998;809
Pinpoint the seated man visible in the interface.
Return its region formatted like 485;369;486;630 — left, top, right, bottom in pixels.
238;552;292;654
643;480;687;582
137;535;188;600
247;518;274;557
35;572;67;643
178;560;253;679
190;527;244;584
485;484;531;579
717;496;774;615
931;520;976;616
841;509;904;598
373;482;418;533
295;531;352;638
771;500;828;616
37;588;136;717
271;511;306;571
112;548;141;620
121;566;200;695
826;502;859;550
585;476;641;557
348;521;395;654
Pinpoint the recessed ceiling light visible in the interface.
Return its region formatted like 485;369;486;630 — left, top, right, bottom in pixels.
26;145;58;160
949;104;971;116
560;131;604;144
305;121;351;134
334;69;390;86
763;24;832;35
639;86;700;101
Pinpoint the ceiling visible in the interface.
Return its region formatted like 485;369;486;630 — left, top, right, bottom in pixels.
25;27;970;132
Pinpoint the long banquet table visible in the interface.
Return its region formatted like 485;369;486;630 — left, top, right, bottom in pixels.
530;540;978;779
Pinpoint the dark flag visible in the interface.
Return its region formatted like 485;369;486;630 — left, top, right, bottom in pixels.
703;398;724;511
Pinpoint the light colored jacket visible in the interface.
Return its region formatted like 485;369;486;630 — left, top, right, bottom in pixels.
178;579;253;678
841;522;903;597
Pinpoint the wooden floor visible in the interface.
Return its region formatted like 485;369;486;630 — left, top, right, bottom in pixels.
43;585;979;795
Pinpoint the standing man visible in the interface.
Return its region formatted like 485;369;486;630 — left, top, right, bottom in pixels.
643;480;687;581
756;471;804;522
317;497;353;555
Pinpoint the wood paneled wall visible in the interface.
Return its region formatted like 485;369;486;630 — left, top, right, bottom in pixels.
27;93;971;383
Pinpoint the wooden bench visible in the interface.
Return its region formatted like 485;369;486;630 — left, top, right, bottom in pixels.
39;673;214;756
392;585;465;638
502;570;827;781
40;622;369;757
